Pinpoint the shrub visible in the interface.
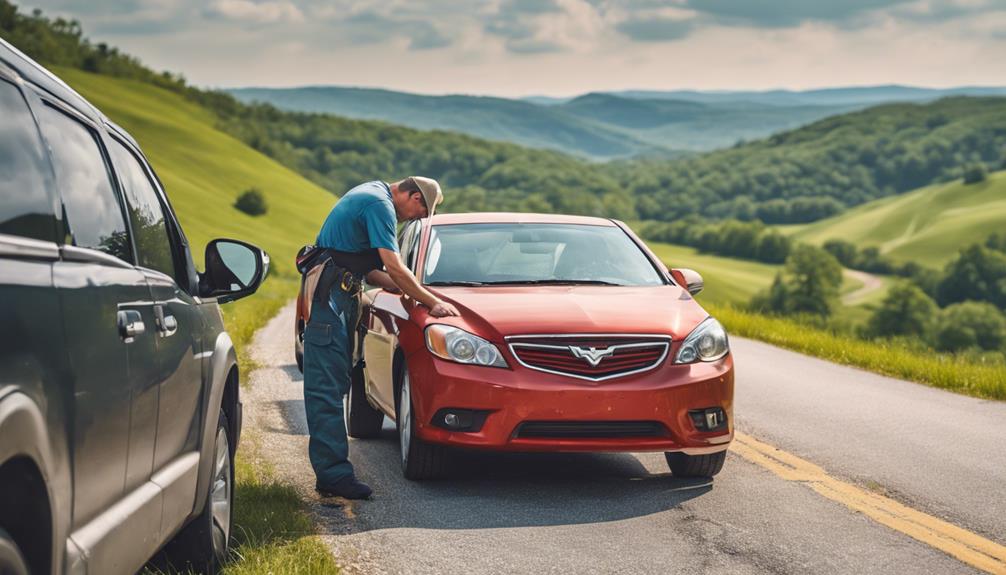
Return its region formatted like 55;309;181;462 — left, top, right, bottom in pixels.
822;239;859;268
752;245;843;317
866;282;938;339
962;163;987;184
935;244;1006;308
934;301;1006;352
235;187;268;216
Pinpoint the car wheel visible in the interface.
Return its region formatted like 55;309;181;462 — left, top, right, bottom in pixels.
161;410;233;574
665;450;727;478
397;369;448;480
0;528;29;575
295;320;305;373
347;363;384;438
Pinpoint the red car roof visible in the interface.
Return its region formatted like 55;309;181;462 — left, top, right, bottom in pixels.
428;212;617;226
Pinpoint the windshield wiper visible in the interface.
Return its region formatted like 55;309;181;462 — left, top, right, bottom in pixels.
480;279;625;286
425;280;486;286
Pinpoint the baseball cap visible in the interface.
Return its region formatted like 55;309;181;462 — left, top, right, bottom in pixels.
409;176;443;217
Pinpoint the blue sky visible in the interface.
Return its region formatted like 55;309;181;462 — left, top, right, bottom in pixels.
18;0;1006;96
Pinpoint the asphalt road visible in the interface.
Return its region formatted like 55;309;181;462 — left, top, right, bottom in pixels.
246;303;1005;575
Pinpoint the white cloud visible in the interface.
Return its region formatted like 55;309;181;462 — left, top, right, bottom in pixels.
207;0;304;23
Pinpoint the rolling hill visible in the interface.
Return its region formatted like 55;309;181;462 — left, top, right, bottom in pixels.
605;85;1006;106
785;171;1006;268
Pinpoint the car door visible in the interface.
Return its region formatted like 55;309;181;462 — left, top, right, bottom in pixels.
34;99;159;535
364;220;421;412
104;132;203;518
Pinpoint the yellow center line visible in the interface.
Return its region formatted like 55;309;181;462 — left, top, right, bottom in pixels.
732;431;1006;575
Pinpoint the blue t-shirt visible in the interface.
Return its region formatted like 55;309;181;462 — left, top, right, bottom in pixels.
316;181;398;254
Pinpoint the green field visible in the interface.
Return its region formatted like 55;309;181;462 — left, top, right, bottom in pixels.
57;68;340;574
784;171;1006;267
648;242;780;305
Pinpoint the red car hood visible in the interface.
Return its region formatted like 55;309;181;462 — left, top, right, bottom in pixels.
432;285;709;341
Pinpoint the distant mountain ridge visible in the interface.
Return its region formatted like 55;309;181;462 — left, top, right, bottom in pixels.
227;86;668;160
228;84;1006;159
532;85;1006;106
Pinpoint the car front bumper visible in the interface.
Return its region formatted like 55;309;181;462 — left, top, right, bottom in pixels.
405;351;734;454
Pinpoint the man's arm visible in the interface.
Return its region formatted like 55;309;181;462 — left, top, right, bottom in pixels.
377;248;459;317
364;269;400;293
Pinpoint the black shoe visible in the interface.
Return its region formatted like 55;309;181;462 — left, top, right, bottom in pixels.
316;475;373;500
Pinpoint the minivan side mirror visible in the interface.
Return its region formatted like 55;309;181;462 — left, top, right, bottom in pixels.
670;268;704;296
199;239;269;303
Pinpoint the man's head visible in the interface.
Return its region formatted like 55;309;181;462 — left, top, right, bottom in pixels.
391;176;442;221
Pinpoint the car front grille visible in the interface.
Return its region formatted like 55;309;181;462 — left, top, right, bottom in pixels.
515;420;667;439
507;335;670;381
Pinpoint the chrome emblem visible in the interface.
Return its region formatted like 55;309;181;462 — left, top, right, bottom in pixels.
569;346;615;367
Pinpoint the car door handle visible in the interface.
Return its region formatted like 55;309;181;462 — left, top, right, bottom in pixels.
117;310;145;342
154;304;178;337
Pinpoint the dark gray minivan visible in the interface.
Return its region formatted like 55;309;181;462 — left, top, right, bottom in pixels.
0;39;267;574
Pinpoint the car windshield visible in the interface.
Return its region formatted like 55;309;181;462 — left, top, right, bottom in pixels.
423;223;666;287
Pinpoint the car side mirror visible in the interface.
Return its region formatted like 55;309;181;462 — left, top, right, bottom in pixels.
670;268;704;296
199;239;270;303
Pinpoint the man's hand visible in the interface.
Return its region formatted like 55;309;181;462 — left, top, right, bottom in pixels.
429;300;460;317
378;248;460;317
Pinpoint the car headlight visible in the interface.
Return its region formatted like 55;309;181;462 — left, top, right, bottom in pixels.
674;317;729;364
425;324;508;368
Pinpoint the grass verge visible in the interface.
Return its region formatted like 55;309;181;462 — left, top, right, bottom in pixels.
222;430;340;575
709;303;1006;401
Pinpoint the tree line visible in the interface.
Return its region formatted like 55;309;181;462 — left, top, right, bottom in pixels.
753;235;1006;357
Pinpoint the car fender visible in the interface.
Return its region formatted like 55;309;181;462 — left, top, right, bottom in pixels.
191;331;237;517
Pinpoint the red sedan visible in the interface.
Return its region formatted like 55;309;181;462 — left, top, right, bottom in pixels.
297;213;734;480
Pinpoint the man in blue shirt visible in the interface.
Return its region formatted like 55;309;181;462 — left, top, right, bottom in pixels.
304;177;458;499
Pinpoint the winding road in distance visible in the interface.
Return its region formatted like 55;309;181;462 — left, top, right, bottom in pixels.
245;303;1006;575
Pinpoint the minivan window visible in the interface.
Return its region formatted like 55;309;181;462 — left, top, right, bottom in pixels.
108;137;176;277
37;103;131;262
0;80;56;242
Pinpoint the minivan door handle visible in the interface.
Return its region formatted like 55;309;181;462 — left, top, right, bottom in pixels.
117;310;145;342
154;304;178;337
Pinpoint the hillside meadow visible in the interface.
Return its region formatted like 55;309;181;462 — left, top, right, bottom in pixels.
785;171;1006;267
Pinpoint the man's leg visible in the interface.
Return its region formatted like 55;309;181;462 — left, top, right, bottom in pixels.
302;289;355;486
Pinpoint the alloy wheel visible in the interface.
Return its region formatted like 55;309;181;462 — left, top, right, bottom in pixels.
210;427;232;559
399;371;412;463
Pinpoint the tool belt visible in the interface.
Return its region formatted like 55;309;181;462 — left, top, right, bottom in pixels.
297;246;365;322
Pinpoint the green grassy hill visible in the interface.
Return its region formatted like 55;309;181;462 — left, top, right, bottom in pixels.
55;67;333;350
785;171;1006;267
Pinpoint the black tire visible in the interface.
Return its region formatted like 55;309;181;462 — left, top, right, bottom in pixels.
0;528;29;575
397;368;448;480
161;410;233;574
347;364;384;438
665;450;727;478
